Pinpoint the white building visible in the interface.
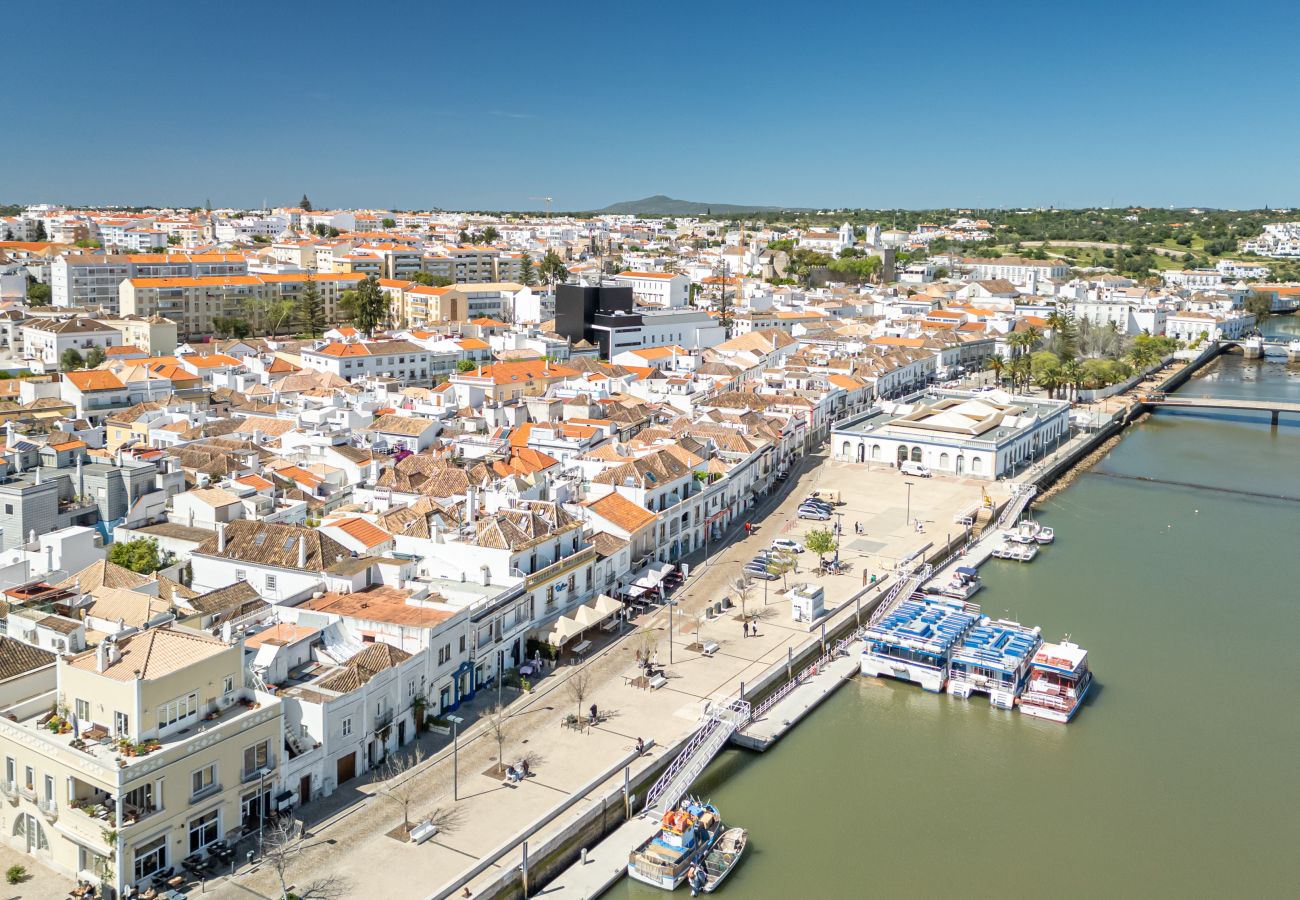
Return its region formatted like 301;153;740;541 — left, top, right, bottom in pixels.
832;390;1071;480
299;339;432;384
612;270;689;308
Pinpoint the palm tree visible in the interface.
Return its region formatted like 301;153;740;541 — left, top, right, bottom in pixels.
1061;359;1084;402
984;354;1006;387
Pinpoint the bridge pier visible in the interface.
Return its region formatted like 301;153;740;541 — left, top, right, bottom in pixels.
1273;410;1280;427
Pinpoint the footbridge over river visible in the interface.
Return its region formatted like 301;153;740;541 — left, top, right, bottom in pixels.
1144;394;1300;425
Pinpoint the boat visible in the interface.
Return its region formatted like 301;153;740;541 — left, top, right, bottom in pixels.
628;798;723;890
697;826;747;893
990;544;1012;559
1005;543;1038;563
935;565;981;601
1034;525;1055;544
1019;639;1094;723
860;596;978;692
948;618;1043;708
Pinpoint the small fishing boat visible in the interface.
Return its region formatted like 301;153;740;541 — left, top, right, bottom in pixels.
1035;525;1055;544
697;827;747;894
628;798;723;890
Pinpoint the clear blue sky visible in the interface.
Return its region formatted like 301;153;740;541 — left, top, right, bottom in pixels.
6;0;1298;211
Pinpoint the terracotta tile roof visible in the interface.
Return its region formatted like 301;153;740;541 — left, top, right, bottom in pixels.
58;559;151;593
317;641;414;693
367;414;436;436
326;517;392;549
302;587;455;629
583;491;657;533
0;637;56;680
194;520;351;569
66;625;228;681
64;370;126;392
187;580;260;614
244;622;319;649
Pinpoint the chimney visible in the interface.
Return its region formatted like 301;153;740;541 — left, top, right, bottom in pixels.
480;564;491;586
44;545;53;573
217;522;226;553
464;486;477;526
298;534;307;568
96;642;107;673
107;640;121;664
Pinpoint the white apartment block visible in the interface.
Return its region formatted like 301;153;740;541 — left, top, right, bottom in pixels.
962;257;1070;283
299;339;432;383
612;270;689;308
53;254;248;315
1161;269;1224;291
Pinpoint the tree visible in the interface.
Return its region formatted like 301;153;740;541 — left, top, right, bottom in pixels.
381;217;396;229
632;627;659;666
351;275;388;336
1030;350;1063;398
85;346;106;368
379;747;426;833
480;225;500;244
565;669;592;729
456;359;476;372
261;816;350;900
26;282;51;304
230;319;252;339
297;281;325;337
729;576;755;617
768;550;797;591
33;222;47;242
267;298;297;337
539;249;568;286
1245;291;1273;321
60;348;84;371
299;194;313;212
519;251;537;286
108;537;162;574
984;354;1006;385
804;528;836;568
484;705;513;776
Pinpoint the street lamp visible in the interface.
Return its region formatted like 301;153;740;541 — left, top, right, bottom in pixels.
447;714;464;800
904;481;914;529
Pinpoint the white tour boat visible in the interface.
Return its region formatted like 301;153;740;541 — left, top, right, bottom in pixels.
1019;639;1093;723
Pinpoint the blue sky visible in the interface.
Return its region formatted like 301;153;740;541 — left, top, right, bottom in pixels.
5;0;1298;211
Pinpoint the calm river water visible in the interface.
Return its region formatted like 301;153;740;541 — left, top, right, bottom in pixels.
608;324;1300;899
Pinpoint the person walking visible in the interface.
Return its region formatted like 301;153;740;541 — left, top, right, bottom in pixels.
742;621;748;639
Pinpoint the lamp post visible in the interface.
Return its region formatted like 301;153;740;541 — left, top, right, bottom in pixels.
447;714;464;800
904;481;914;529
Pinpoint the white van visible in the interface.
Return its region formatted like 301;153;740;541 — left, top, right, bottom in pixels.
900;461;932;478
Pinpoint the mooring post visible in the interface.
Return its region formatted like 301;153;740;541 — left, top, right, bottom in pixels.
522;840;529;898
1272;410;1280;427
787;646;793;681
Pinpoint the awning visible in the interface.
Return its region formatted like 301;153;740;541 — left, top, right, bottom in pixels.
546;615;584;646
624;584;651;599
592;593;623;617
571;604;604;629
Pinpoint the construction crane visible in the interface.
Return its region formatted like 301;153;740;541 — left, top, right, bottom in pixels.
528;196;553;218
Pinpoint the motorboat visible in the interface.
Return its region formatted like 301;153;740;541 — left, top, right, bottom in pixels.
935;566;981;601
1035;525;1055;544
1020;640;1094;723
628;799;723;890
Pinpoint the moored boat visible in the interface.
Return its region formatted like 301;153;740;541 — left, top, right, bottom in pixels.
628;799;723;890
948;618;1043;709
1035;525;1055;544
936;565;981;601
860;596;978;692
697;827;747;894
1019;639;1093;723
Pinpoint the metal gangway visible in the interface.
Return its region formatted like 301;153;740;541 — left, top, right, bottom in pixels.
643;697;750;814
996;484;1038;530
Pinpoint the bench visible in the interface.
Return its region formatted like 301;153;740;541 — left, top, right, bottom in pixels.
410;821;439;844
571;640;592;657
600;618;619;632
701;640;720;657
648;673;667;690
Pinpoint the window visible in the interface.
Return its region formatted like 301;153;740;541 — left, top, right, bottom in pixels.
459;635;466;653
222;675;235;695
4;757;12;787
75;698;90;722
188;809;219;853
265;574;277;592
24;766;32;791
3;504;9;515
158;692;198;730
43;775;53;803
234;569;247;581
341;717;352;737
243;740;270;775
114;711;129;735
192;764;216;798
133;835;167;882
407;680;416;699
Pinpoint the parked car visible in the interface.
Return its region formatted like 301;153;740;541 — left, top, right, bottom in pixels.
798;507;831;520
743;564;779;580
771;538;804;554
802;499;833;513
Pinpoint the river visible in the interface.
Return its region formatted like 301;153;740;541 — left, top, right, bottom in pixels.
607;328;1300;899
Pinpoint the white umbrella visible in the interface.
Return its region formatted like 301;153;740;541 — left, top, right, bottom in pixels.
546;615;583;646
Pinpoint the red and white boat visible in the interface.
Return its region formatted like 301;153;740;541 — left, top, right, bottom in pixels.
1019;639;1093;723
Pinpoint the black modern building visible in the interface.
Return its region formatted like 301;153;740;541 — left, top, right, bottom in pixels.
555;283;636;359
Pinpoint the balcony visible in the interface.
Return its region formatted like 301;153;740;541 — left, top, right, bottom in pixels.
37;798;58;823
18;784;36;802
374;708;393;731
524;546;597;592
0;781;16;803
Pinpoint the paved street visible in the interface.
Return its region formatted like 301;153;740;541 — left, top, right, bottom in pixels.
199;450;1005;900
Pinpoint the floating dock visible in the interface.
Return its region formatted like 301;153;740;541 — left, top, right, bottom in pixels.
731;652;860;751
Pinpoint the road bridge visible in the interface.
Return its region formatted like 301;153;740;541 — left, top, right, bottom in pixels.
1144;394;1300;426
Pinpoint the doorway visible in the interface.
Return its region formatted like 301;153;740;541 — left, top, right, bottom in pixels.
336;752;356;786
299;775;312;806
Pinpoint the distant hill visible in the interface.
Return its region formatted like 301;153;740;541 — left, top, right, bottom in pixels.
595;195;809;216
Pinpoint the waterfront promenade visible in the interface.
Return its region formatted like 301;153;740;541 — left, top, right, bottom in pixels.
206;356;1207;900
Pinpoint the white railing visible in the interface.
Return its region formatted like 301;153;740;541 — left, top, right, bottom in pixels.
997;485;1037;529
644;697;749;813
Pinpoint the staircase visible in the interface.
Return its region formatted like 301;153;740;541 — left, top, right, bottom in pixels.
644;698;750;814
996;485;1038;530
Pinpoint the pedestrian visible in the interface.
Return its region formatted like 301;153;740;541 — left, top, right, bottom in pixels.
742;621;748;639
635;736;645;755
590;703;598;723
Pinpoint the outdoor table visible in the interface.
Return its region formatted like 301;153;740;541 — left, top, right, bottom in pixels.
571;640;592;657
519;665;534;677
